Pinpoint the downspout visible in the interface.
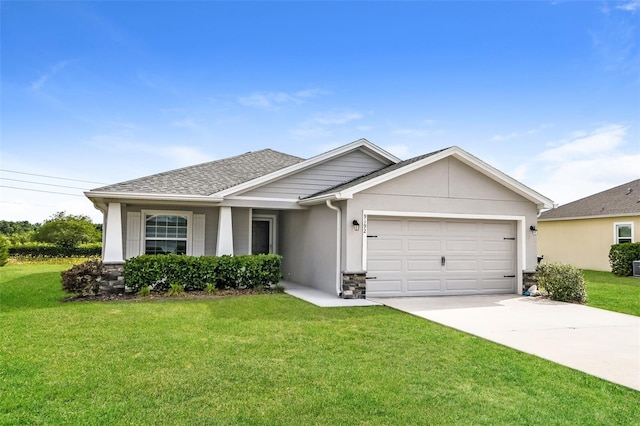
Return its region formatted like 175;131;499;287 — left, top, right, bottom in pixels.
326;199;342;296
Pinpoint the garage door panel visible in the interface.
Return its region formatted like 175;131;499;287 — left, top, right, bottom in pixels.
368;238;402;252
445;259;479;272
366;218;516;297
446;240;479;252
406;259;441;272
407;239;441;252
407;280;442;292
368;259;402;273
367;280;402;293
481;278;515;291
445;278;479;291
407;220;442;234
483;259;514;271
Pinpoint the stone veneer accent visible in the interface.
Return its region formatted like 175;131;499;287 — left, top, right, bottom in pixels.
341;271;366;299
522;270;537;294
100;262;126;294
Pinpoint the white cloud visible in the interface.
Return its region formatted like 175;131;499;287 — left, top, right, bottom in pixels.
30;60;70;91
311;110;363;125
238;88;327;109
512;123;639;206
616;1;640;12
491;123;553;142
537;124;626;161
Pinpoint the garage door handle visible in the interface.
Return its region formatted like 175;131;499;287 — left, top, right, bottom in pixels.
366;276;377;280
441;256;446;266
504;275;515;278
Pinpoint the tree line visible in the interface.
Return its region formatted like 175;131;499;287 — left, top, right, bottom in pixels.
0;212;102;248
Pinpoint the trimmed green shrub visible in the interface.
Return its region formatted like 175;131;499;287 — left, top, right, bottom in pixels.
9;243;102;258
0;235;9;267
609;242;640;276
124;254;283;293
61;260;103;296
536;263;586;303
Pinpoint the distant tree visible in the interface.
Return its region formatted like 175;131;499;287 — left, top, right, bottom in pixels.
0;220;39;235
33;212;101;249
0;235;8;267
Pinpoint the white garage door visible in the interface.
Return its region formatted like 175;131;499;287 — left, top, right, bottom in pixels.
366;217;516;297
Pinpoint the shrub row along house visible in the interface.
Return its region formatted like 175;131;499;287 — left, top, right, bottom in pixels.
85;139;553;298
538;179;640;271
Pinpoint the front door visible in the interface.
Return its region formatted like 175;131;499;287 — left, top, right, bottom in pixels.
251;216;275;254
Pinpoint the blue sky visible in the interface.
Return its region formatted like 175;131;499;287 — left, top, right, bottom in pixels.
2;1;639;223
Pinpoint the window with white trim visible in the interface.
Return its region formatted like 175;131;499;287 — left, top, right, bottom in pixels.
614;223;633;244
144;212;190;255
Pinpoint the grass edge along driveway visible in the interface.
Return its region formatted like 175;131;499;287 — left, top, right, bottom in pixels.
1;263;639;425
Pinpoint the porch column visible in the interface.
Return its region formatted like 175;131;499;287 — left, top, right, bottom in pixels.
103;202;124;263
216;206;234;256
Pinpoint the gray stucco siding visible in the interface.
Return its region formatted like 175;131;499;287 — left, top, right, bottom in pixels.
279;206;338;294
240;149;387;199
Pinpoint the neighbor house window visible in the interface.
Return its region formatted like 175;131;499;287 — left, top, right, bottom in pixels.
614;223;633;244
144;213;190;255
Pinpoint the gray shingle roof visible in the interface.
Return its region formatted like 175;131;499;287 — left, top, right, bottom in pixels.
303;148;450;199
91;149;305;196
539;179;640;220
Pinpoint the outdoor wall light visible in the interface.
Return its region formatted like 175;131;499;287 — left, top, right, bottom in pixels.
529;225;538;236
352;220;360;231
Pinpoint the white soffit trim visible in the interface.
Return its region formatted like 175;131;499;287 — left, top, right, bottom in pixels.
85;191;224;203
210;138;401;198
301;146;554;209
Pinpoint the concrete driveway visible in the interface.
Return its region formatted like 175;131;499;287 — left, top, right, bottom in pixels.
369;294;640;391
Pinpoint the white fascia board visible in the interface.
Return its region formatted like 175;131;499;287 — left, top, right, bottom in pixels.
539;213;640;222
211;139;400;198
85;191;223;203
297;192;352;206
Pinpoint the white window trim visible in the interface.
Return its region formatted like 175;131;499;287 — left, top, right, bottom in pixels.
613;222;634;244
251;214;277;254
141;210;194;255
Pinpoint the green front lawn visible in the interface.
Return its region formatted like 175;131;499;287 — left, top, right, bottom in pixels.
1;263;638;425
584;270;640;316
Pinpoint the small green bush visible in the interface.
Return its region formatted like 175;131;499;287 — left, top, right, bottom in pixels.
536;263;586;303
0;235;9;267
609;242;640;276
124;254;282;293
167;283;185;297
61;260;103;296
137;286;151;297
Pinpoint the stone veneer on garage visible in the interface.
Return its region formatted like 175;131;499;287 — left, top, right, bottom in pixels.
341;271;367;299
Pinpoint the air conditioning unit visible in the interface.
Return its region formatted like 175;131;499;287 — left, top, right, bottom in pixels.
633;261;640;277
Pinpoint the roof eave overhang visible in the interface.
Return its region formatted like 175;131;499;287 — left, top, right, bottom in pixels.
539;212;640;221
85;191;224;204
297;193;351;206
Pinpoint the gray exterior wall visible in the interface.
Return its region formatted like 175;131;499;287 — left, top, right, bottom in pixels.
240;149;386;199
232;207;251;255
343;157;539;272
279;204;338;294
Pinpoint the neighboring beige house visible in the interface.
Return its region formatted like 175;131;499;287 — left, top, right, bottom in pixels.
85;139;553;298
538;179;640;271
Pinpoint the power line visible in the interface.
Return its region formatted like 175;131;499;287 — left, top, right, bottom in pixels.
0;177;89;190
0;185;85;197
0;169;107;185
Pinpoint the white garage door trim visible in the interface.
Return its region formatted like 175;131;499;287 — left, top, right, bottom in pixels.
362;210;526;295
